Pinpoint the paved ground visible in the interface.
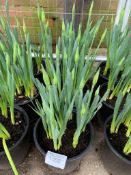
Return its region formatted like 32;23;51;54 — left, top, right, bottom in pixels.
1;123;130;175
1;126;109;175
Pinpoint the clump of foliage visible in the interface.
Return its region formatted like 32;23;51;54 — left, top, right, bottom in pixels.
0;0;36;122
34;2;107;150
103;10;131;99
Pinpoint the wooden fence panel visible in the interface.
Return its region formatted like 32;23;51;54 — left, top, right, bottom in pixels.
0;0;123;46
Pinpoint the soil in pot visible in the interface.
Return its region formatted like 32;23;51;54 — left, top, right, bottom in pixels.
37;116;91;158
106;122;131;161
0;110;26;152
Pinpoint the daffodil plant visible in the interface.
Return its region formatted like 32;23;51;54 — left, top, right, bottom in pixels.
0;0;35;98
0;55;15;124
104;10;131;76
103;10;131;99
73;70;107;148
34;3;107;150
108;58;131;99
0;1;36;122
37;2;107;89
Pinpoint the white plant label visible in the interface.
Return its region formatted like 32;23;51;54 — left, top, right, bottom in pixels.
45;151;67;169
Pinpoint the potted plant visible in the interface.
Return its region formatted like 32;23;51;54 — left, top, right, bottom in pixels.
34;68;107;174
101;93;131;174
28;5;54;82
0;64;29;172
33;4;107;173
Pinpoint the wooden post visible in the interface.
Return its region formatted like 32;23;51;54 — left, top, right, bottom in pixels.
64;0;88;33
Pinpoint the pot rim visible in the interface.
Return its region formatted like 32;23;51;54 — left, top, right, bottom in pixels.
15;91;39;106
34;117;94;162
104;116;131;165
0;105;29;156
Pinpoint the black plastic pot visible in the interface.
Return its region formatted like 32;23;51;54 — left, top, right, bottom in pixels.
34;118;94;174
0;106;29;170
99;62;108;85
100;116;131;175
15;92;40;131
